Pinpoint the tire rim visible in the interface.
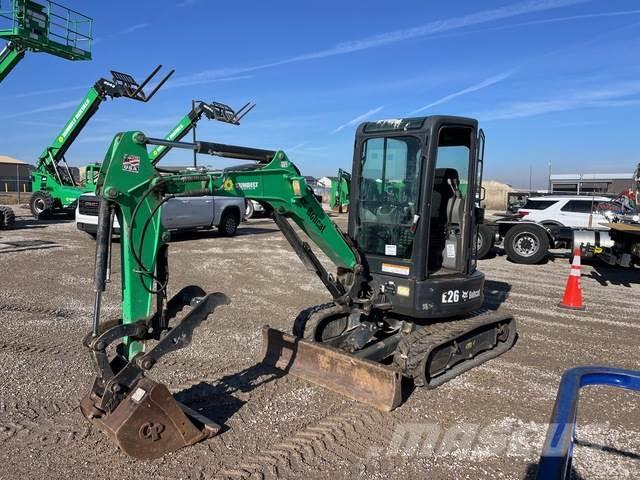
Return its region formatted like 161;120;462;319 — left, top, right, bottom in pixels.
476;232;483;253
34;197;46;213
224;216;236;233
513;232;539;257
245;202;253;217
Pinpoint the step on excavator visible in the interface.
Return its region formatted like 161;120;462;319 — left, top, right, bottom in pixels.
30;65;173;219
81;115;517;459
0;0;92;84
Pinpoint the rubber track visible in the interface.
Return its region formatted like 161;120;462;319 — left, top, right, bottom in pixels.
393;310;515;387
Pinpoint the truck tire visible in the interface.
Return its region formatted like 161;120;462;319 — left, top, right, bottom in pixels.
218;209;239;236
30;191;54;219
503;223;549;264
475;224;493;259
244;200;255;219
0;206;15;230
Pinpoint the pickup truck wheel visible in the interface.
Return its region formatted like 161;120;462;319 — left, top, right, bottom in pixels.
475;224;494;259
219;210;239;236
503;224;549;264
30;191;54;219
245;200;255;219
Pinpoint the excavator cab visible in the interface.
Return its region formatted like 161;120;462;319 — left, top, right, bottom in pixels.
349;117;484;318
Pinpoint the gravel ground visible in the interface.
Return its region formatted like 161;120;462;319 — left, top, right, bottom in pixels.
0;205;638;479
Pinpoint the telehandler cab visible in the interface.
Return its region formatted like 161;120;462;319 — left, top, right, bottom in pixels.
81;115;516;459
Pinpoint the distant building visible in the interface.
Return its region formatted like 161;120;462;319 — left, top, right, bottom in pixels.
317;176;336;189
549;173;633;195
0;156;34;193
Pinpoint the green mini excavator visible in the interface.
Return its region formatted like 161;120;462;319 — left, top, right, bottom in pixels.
81;116;517;459
0;0;91;84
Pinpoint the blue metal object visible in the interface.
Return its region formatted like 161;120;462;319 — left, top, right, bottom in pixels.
537;366;640;480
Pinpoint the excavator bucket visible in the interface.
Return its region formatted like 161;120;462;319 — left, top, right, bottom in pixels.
80;377;220;459
259;326;403;411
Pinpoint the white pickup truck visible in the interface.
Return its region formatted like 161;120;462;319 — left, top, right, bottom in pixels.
76;192;245;237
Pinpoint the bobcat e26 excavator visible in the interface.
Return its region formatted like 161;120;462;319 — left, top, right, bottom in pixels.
81;115;517;459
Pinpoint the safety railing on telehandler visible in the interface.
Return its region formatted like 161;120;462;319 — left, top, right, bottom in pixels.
0;0;92;60
537;366;640;480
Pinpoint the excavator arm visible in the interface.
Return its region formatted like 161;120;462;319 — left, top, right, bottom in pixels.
92;131;362;357
80;132;383;459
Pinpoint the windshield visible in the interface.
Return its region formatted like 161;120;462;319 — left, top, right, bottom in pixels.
355;136;422;258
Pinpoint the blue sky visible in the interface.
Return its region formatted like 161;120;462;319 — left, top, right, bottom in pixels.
1;0;639;188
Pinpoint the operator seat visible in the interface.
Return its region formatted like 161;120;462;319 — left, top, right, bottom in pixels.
429;168;460;273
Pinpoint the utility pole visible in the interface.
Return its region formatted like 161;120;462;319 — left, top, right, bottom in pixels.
529;164;532;192
547;161;552;193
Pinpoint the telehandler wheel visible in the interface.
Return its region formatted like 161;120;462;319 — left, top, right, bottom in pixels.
503;223;549;264
218;210;239;236
244;199;255;219
0;206;16;230
292;303;350;342
29;191;54;219
475;223;494;259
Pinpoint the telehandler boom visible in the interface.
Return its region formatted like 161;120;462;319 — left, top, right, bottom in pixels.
29;66;174;219
81;116;516;459
0;0;92;83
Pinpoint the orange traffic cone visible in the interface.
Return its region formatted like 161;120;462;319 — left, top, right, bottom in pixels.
559;247;585;310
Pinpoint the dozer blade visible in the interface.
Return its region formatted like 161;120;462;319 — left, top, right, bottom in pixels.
80;377;220;459
259;326;403;411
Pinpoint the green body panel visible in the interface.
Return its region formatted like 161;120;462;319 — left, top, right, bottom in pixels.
0;0;92;62
96;132;359;359
97;133;166;357
0;43;24;82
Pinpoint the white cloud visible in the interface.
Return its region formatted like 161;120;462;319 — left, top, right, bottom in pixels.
478;81;640;120
0;99;80;119
410;71;512;114
332;106;384;134
177;0;199;7
174;0;588;85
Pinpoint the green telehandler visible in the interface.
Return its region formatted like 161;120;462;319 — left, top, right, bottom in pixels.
0;0;91;83
29;65;174;219
80;116;516;459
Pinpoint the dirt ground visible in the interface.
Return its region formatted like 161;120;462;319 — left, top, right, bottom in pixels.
0;205;639;480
